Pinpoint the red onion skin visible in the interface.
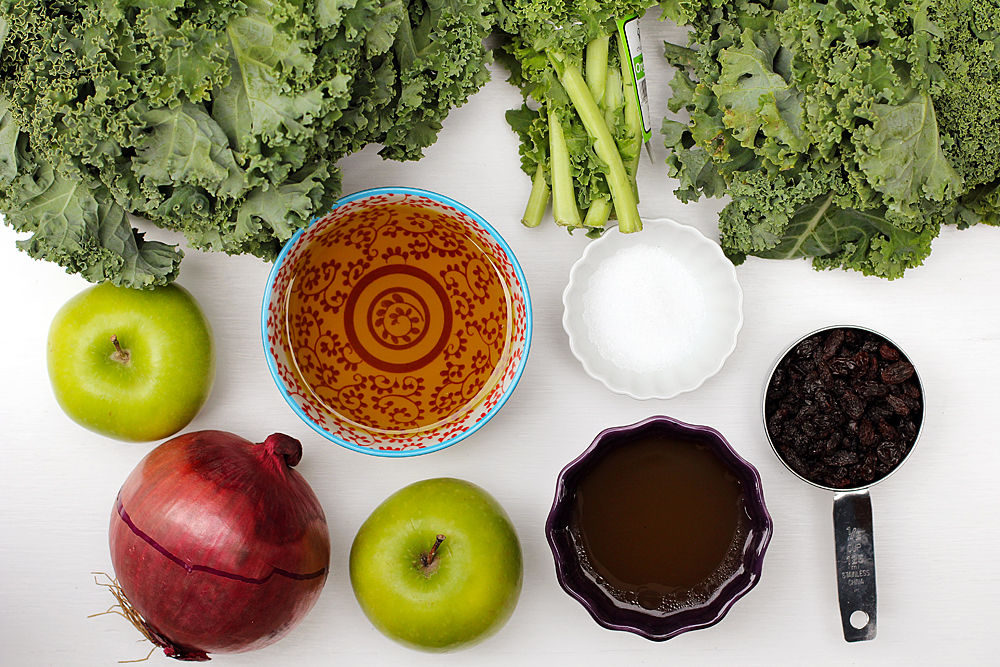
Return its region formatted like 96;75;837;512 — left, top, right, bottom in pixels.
109;431;330;659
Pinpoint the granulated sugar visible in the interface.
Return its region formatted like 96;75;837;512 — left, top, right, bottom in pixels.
582;244;706;372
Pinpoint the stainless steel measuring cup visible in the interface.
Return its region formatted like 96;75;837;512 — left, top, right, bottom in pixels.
762;325;924;642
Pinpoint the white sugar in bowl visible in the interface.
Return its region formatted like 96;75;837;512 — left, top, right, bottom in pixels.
562;218;743;400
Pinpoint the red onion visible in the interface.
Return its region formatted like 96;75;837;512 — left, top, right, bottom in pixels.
108;430;330;661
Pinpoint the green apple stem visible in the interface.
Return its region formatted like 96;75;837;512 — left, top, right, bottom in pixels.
109;335;131;365
419;534;446;575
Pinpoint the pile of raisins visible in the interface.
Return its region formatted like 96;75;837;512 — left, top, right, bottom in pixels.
764;327;923;489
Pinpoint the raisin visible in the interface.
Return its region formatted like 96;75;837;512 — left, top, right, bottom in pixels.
840;391;865;419
823;329;845;359
811;414;840;438
796;337;820;359
806;438;828;457
866;354;880;380
878;343;900;361
782;450;809;478
851;350;872;375
797;404;819;421
769;368;787;392
877;441;903;468
885;394;910;416
875;459;895;475
881;361;915;384
827;358;856;375
817;362;834;386
858;419;878;447
856;464;876;483
816;389;836;412
803;374;826;396
767;413;786;436
857;381;888;399
867;402;893;422
824;468;851;488
825;450;857;466
877;419;898;441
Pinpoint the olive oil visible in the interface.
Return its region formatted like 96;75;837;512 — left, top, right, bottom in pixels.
570;434;749;611
284;201;511;433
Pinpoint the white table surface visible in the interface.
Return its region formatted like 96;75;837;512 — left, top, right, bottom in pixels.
2;10;998;666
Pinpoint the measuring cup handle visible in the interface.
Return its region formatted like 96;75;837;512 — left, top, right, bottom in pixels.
833;490;877;642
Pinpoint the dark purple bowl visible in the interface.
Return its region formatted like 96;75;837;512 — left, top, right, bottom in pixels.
545;415;773;641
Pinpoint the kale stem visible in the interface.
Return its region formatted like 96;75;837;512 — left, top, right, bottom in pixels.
549;50;641;233
604;65;623;130
548;106;582;228
584;197;612;229
617;33;643;188
585;35;610;108
522;164;550;228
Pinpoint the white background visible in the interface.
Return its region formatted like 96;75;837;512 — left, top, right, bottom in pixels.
2;10;998;666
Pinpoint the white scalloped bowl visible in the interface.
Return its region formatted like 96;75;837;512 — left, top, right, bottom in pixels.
562;218;743;400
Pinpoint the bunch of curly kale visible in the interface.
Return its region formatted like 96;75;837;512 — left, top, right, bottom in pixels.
0;0;493;287
660;0;1000;278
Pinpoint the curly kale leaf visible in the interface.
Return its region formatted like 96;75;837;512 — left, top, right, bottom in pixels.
318;0;496;162
855;92;963;216
928;0;1000;196
660;0;1000;278
712;29;806;171
751;196;938;280
0;0;493;286
132;101;247;199
715;166;938;279
374;0;495;161
3;152;182;286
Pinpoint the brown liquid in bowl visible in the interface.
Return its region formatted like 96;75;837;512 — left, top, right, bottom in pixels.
284;202;511;432
571;434;746;608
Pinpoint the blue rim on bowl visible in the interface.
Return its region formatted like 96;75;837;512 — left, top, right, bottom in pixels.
261;186;532;457
546;415;772;640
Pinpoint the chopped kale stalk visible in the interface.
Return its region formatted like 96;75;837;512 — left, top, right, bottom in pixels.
660;0;1000;278
495;0;655;236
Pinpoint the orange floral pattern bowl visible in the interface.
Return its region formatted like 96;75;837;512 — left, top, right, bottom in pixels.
262;187;532;456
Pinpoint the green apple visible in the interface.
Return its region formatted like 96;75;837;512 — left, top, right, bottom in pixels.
349;477;523;652
47;282;215;442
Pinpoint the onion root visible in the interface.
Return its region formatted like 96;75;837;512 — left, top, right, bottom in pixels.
90;573;209;662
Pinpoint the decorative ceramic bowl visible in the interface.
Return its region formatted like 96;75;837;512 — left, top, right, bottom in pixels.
262;187;532;457
546;415;772;641
562;218;743;399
